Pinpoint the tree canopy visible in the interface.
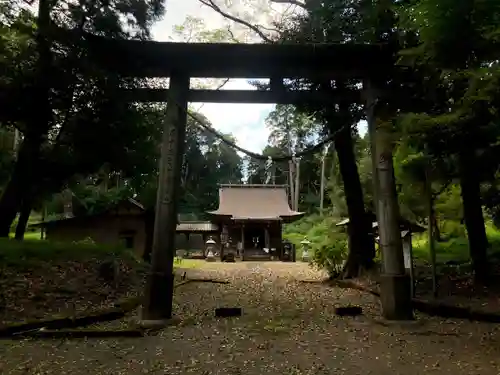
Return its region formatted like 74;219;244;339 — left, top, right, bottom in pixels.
3;0;500;284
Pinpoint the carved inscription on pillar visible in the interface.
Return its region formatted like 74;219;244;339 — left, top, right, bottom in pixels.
161;124;178;206
150;71;189;266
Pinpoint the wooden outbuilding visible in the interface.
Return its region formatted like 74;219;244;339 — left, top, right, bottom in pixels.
31;198;147;255
32;198;219;259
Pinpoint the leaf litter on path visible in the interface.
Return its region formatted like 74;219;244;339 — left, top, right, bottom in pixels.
1;261;500;374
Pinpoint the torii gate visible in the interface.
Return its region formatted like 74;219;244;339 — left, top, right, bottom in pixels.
36;27;412;323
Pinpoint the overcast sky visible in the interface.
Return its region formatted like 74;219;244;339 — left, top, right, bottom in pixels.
151;0;277;154
150;0;366;154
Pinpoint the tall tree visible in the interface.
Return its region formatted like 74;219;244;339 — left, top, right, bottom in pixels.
264;105;323;212
275;0;381;276
0;0;165;236
399;0;500;282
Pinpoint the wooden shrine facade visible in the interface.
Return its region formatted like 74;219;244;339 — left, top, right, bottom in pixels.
208;184;304;261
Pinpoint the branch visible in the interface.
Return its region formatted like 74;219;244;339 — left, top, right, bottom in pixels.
52;13;90;148
215;78;230;90
275;0;307;9
225;26;240;43
198;0;274;43
258;24;281;34
195;78;230;112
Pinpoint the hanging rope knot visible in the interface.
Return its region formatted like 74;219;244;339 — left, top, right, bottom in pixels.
322;144;329;159
265;156;273;184
265;156;273;169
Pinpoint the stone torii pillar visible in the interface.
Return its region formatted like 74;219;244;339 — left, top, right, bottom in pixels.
141;71;190;324
364;79;413;321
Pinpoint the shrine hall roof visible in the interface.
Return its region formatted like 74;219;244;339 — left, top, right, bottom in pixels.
207;184;304;222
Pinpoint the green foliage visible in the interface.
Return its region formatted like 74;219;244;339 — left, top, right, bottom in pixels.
290;214;500;271
308;222;347;276
412;221;500;264
284;215;347;276
171;16;236;43
0;238;141;269
248;0;500;276
173;258;204;269
283;214;326;243
72;237;96;246
439;220;466;240
69;184;131;215
413;234;472;264
39;106;244;219
311;238;347;277
401;0;500;69
0;0;169;235
3;0;500;279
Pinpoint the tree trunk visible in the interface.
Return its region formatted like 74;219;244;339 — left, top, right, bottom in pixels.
0;176;23;237
432;215;442;242
335;124;375;278
14;197;33;241
0;136;42;237
319;146;327;215
143;210;155;262
458;150;489;284
425;169;438;297
40;203;46;240
294;158;300;211
0;0;53;237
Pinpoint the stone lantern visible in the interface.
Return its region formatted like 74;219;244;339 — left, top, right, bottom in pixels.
300;238;311;262
205;237;217;262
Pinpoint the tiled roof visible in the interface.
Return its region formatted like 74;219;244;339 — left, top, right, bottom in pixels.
208;184;304;221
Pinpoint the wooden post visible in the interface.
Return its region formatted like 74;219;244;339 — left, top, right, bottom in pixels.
240;224;245;255
184;233;189;258
40;203;46;240
364;80;413;321
402;232;415;297
141;71;189;323
264;224;270;249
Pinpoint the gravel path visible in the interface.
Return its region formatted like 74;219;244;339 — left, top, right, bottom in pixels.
1;262;500;374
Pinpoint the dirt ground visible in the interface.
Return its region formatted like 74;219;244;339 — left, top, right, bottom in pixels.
1;261;500;375
0;257;146;326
